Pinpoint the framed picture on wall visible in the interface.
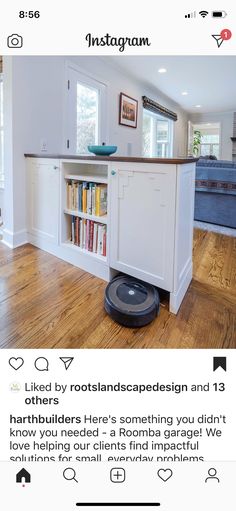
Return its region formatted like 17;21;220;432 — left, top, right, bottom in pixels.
119;92;138;128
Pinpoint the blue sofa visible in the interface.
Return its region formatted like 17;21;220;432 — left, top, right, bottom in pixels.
194;159;236;228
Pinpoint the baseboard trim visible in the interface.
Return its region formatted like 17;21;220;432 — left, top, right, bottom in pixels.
1;228;28;248
169;263;192;314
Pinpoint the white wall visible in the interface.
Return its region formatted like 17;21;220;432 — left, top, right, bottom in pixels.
6;55;188;157
66;56;188;158
0;188;4;220
3;56;188;245
189;111;234;161
2;57;14;243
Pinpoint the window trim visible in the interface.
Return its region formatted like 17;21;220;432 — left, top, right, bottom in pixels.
199;142;220;158
193;121;222;159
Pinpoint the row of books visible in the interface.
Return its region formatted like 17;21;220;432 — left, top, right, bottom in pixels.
67;181;107;216
71;216;106;257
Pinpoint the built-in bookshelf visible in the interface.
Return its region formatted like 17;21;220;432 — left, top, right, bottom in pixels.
26;155;197;313
60;161;109;263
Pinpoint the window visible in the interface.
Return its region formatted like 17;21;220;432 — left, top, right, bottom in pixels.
143;110;173;158
76;82;99;154
200;133;220;159
193;123;220;159
67;66;107;154
0;74;3;187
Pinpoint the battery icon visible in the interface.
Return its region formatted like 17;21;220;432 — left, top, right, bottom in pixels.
212;11;227;18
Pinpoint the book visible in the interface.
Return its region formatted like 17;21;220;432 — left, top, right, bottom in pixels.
71;214;106;257
87;183;93;215
78;183;83;212
79;219;83;247
67;180;107;218
71;216;75;243
82;219;86;249
67;183;72;209
95;184;107;216
76;217;79;246
93;223;98;253
103;226;107;256
89;221;94;252
92;185;96;216
82;183;87;213
85;220;89;251
97;224;102;255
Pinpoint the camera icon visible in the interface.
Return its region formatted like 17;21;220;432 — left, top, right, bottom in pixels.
7;34;23;48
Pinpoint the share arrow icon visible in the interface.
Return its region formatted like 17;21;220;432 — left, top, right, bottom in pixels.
212;29;232;48
212;34;224;47
59;357;74;370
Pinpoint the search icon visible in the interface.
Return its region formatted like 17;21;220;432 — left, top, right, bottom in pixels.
63;468;78;483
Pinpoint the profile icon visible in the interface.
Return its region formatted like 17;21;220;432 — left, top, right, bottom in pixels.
205;468;220;483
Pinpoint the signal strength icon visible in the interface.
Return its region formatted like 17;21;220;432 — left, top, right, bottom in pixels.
199;10;209;18
185;11;196;18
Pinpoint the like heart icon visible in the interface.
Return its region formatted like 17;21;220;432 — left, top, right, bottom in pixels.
9;357;24;371
157;468;173;482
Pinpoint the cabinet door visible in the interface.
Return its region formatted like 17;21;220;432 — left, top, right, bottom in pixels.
27;159;60;244
110;164;176;291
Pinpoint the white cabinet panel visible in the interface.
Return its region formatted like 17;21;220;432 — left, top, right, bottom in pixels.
110;164;176;291
27;159;60;244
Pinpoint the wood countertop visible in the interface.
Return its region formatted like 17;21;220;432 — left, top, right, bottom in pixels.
24;154;198;164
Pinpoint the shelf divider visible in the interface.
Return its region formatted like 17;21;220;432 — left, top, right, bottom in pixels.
65;174;108;184
64;209;107;225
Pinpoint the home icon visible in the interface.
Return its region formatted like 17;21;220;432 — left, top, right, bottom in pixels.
16;468;31;484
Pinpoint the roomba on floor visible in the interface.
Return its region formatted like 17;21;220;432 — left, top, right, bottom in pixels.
104;275;160;327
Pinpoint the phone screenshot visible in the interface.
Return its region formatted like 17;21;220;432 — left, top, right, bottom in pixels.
0;2;235;510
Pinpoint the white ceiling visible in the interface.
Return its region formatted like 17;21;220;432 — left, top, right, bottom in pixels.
108;56;236;114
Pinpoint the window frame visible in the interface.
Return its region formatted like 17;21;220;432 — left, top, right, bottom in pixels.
76;80;100;154
199;142;220;158
193;122;221;159
142;108;174;158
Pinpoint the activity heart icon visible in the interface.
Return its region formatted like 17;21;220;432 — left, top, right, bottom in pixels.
9;357;24;370
157;468;173;482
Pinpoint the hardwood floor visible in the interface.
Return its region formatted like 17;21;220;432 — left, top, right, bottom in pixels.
0;229;235;349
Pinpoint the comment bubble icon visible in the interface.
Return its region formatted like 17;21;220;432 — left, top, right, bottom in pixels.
34;357;49;372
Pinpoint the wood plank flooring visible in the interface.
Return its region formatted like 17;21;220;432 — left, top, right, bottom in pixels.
0;229;235;349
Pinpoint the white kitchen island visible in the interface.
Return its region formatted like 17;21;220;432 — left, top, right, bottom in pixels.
25;155;198;314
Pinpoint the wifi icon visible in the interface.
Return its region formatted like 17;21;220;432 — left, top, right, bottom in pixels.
199;10;209;18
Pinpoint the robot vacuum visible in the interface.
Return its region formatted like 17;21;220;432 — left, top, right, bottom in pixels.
104;275;160;327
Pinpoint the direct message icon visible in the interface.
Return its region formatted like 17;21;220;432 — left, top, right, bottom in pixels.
60;357;74;370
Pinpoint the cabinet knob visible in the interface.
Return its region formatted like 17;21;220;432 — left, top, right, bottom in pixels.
53;166;59;170
111;170;116;176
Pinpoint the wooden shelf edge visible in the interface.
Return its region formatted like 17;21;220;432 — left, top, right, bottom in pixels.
61;241;107;262
64;209;108;224
64;174;108;184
